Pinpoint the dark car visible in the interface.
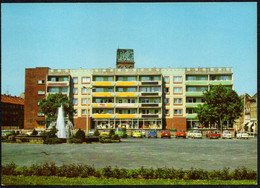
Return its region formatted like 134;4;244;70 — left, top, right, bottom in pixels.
148;129;157;138
161;130;171;138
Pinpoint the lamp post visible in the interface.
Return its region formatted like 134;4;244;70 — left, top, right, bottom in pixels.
83;86;95;135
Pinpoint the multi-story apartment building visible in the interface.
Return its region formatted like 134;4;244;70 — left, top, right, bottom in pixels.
1;94;24;130
24;49;233;132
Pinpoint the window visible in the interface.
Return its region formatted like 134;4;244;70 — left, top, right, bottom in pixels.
73;77;78;83
164;98;169;104
186;98;196;103
187;109;195;114
174;76;182;82
174;87;182;93
187;76;196;81
131;99;135;103
174;98;182;104
62;87;68;93
174;109;182;115
38;80;44;84
118;88;123;92
127;87;136;92
165;109;169;115
187;87;196;92
38;91;45;95
108;110;113;114
108;88;113;92
73;110;77;115
37;112;44;116
73;99;78;105
38;101;41;105
220;76;229;80
73;88;78;94
200;87;206;92
119;99;122;103
164;76;169;82
51;77;56;82
82;88;88;94
82;77;90;83
164;87;169;93
82;99;87;105
82;109;86;115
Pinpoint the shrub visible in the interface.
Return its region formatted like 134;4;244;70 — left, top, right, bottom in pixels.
69;138;82;144
186;168;209;180
109;129;115;138
1;162;17;175
75;129;86;142
102;166;114;178
111;134;120;141
44;137;63;144
233;167;256;180
99;137;112;143
138;167;155;179
93;129;100;136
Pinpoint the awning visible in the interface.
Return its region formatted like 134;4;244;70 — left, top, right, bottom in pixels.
247;122;253;127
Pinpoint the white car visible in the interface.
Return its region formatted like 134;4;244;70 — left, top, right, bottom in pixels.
187;131;192;138
141;130;146;137
222;130;232;139
88;129;95;136
190;130;202;139
236;131;249;139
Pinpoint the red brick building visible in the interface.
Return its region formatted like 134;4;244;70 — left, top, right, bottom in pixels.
1;94;24;130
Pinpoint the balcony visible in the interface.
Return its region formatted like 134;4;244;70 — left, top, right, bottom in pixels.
92;81;115;86
141;114;162;118
140;92;162;97
92;92;115;97
140;103;162;107
185;81;208;85
186;92;204;97
115;103;140;108
116;81;137;86
116;114;140;118
116;92;139;97
209;80;233;85
46;81;69;87
92;114;115;118
92;103;115;108
186;114;197;118
140;81;162;85
186;103;203;108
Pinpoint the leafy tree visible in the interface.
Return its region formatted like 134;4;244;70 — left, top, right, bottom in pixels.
196;85;243;129
39;93;75;128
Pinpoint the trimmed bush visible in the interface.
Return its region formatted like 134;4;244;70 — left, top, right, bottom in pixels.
44;137;63;144
99;137;112;143
93;129;100;136
111;134;121;141
1;163;257;180
109;129;115;138
31;129;38;136
69;138;82;144
75;129;86;142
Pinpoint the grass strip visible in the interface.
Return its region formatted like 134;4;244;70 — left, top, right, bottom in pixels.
2;175;257;186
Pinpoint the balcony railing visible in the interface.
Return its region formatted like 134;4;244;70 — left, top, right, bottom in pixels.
186;92;204;97
186;103;203;107
92;92;115;97
140;92;162;97
115;103;140;108
116;92;139;97
92;81;115;86
92;114;115;118
140;103;162;107
185;81;208;85
116;81;137;86
209;80;233;85
92;103;115;108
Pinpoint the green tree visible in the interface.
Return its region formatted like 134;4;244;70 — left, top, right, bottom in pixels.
39;93;75;128
109;129;115;138
196;85;243;129
74;129;86;142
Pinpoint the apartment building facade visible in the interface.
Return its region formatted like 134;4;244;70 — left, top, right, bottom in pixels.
24;49;233;131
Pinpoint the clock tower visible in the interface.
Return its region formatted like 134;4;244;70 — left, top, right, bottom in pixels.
116;49;135;69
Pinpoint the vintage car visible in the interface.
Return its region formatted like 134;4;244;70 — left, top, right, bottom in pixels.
207;130;221;139
236;131;249;139
115;128;127;138
132;130;142;138
175;130;186;138
88;129;96;136
161;130;171;138
222;130;232;139
190;130;202;139
148;129;157;138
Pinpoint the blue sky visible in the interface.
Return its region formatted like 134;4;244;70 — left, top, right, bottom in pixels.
2;3;257;96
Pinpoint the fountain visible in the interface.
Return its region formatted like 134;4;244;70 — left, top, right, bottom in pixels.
47;104;74;141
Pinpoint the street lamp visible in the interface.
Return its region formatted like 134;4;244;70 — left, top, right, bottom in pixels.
82;86;95;135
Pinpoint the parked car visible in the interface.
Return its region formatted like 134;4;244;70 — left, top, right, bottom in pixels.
100;130;110;137
132;130;142;138
1;130;14;136
161;130;171;138
142;130;146;137
37;130;45;136
207;130;221;139
175;130;186;138
236;131;249;139
88;129;95;136
222;130;232;139
126;130;132;137
187;131;192;138
148;129;157;138
115;128;127;138
190;130;202;139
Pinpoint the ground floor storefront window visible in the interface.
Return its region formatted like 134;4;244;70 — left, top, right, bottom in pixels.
92;119;162;129
187;119;234;129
